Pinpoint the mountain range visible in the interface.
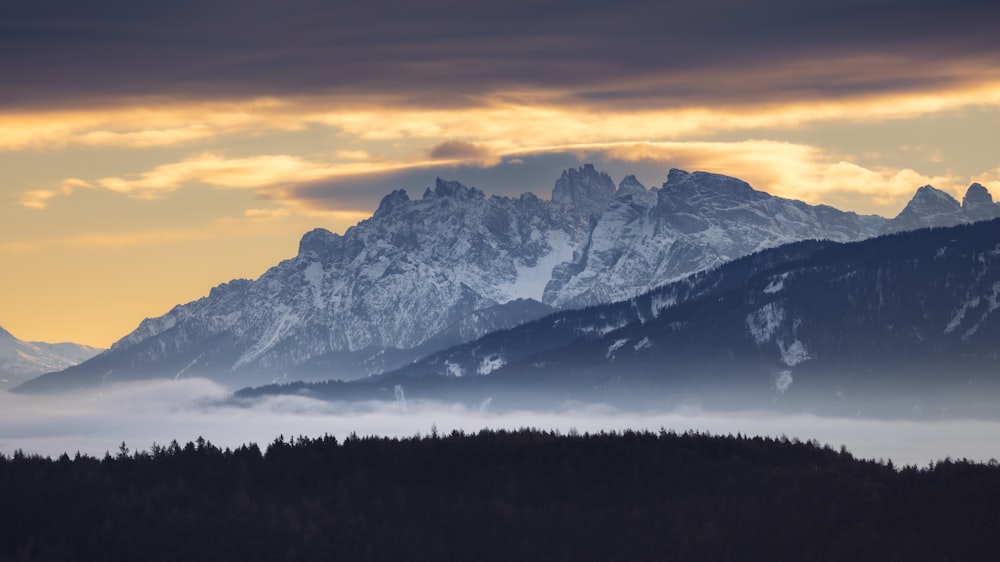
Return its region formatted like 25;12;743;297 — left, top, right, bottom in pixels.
16;165;1000;394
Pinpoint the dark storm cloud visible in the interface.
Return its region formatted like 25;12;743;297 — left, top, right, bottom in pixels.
282;150;713;213
282;150;737;214
428;140;494;162
286;153;588;212
2;0;997;110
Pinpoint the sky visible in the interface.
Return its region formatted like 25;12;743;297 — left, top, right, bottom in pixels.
3;0;1000;348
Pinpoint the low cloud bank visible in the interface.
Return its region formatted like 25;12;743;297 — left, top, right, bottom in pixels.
1;379;996;466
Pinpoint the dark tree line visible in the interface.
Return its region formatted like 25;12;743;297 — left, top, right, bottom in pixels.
2;429;999;561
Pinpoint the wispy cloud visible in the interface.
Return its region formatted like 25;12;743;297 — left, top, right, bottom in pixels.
3;80;1000;154
24;139;975;217
20;153;410;208
19;179;91;209
308;84;1000;150
0;98;301;151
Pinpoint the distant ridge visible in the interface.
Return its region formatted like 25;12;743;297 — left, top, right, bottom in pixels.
0;326;102;387
882;183;1000;234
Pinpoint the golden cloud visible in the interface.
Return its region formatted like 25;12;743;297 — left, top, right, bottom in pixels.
0;98;300;151
18;79;1000;216
22;152;459;210
302;82;1000;152
92;153;334;195
19;178;91;210
2;80;1000;154
26;139;975;218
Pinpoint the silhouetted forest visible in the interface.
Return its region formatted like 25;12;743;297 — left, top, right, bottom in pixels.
2;429;999;561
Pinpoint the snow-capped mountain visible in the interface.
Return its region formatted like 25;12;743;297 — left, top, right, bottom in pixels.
18;166;997;393
0;326;102;387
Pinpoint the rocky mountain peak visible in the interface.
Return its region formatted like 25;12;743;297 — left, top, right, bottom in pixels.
882;185;965;234
615;174;656;206
426;178;484;201
914;184;958;203
664;168;690;186
963;183;992;205
961;183;1000;223
618;174;645;190
373;188;411;218
662;170;755;196
298;228;340;258
551;164;616;217
617;175;646;195
657;170;760;213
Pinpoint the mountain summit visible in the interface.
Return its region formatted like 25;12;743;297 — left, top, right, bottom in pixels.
551;163;617;220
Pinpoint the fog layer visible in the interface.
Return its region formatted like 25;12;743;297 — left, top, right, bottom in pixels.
2;379;996;466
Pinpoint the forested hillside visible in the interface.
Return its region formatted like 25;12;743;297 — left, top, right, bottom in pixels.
3;429;999;561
